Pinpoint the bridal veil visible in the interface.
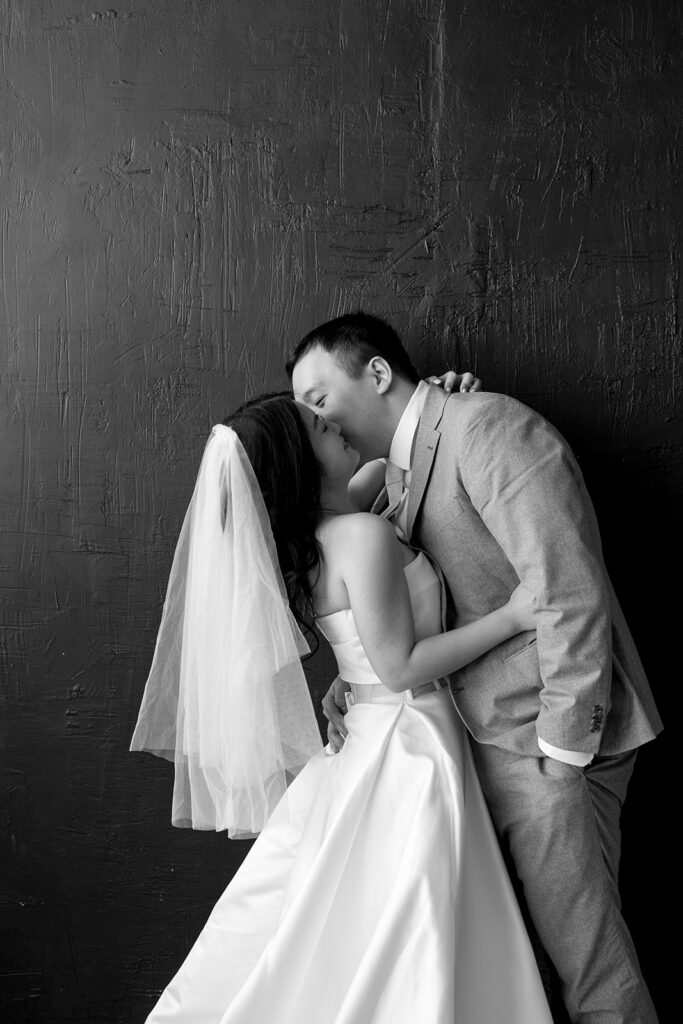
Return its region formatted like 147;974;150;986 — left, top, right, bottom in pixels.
130;425;322;836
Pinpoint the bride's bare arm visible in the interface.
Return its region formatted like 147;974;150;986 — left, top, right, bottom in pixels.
334;514;534;693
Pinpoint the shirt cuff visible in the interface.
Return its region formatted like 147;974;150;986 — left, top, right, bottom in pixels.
537;737;593;767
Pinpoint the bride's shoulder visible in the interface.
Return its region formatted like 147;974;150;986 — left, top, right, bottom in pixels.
320;512;397;558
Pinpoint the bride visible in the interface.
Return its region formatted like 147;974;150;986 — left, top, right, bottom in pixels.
131;386;553;1024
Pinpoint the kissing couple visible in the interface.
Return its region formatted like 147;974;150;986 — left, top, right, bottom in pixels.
132;312;662;1023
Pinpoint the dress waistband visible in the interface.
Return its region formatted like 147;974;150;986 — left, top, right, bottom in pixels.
346;679;447;710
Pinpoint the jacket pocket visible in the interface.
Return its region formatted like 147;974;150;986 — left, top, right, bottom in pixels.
431;496;470;536
502;637;538;663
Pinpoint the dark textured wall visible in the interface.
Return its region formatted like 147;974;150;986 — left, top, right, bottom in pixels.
1;1;680;1021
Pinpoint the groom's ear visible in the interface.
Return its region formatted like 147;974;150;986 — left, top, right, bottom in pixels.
366;356;392;395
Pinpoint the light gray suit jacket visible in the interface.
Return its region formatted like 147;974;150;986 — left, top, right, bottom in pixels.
399;387;662;757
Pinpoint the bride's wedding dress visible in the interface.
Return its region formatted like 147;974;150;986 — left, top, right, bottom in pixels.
146;552;552;1023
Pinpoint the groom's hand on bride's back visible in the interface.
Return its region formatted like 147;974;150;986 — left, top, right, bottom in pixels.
322;676;350;753
425;370;482;393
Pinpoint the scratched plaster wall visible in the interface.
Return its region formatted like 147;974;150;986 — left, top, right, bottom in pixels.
1;1;680;1020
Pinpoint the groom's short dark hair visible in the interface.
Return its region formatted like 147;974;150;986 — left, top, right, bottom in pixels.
286;312;420;384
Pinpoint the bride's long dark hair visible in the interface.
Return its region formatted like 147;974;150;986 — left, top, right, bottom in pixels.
223;393;324;646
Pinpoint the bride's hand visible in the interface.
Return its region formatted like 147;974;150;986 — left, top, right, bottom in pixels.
322;676;350;753
506;584;537;633
425;370;483;393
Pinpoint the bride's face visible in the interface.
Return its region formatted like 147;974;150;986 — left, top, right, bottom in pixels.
296;403;360;484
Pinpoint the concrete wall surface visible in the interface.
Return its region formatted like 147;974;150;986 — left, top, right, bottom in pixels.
1;1;680;1020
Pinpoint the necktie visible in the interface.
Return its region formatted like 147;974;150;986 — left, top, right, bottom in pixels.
383;461;410;540
384;461;404;510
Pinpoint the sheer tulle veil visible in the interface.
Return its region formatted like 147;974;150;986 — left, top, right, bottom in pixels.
130;424;323;837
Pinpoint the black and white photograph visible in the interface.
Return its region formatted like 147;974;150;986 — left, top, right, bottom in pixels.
1;2;680;1022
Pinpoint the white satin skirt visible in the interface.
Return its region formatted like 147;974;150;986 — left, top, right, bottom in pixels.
146;688;552;1024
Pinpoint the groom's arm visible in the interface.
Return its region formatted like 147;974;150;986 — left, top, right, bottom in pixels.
457;396;611;756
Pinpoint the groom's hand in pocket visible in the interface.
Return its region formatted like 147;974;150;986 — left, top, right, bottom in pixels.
322;676;350;753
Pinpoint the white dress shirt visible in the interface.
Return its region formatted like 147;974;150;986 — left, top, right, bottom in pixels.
385;384;592;768
386;381;430;537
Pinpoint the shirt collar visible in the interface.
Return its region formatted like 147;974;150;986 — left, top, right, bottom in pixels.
388;381;430;471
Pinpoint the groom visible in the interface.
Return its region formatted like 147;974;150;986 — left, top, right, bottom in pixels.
287;312;662;1024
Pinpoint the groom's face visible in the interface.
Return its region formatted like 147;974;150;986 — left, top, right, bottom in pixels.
291;346;382;462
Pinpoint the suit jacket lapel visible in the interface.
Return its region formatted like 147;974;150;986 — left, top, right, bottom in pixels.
405;387;449;540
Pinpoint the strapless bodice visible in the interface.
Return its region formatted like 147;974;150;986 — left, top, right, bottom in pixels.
316;551;442;687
